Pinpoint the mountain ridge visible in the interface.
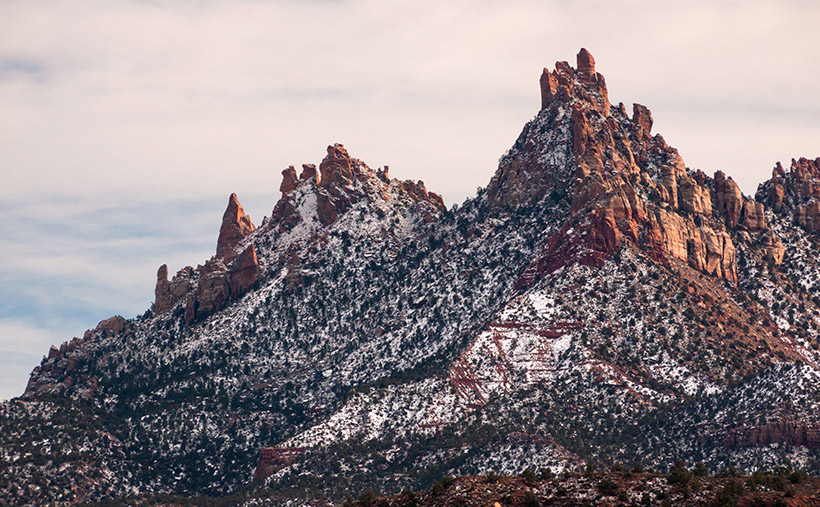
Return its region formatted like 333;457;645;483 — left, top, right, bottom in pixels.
4;48;820;506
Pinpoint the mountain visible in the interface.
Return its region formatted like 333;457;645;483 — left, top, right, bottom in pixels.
3;48;820;506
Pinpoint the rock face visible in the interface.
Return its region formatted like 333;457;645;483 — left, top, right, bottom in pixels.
216;193;255;263
253;447;305;481
182;247;260;325
491;48;778;285
154;265;194;314
153;195;260;324
726;420;820;449
229;245;259;299
271;143;445;231
758;157;820;233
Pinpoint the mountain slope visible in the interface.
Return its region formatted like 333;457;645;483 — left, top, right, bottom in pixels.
3;49;820;506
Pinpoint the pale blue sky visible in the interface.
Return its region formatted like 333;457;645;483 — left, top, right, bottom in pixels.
1;0;819;400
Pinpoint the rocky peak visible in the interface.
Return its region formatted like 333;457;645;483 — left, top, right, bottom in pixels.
153;193;260;322
575;48;597;85
318;143;355;188
300;163;318;183
758;157;820;233
492;49;790;287
539;48;609;116
280;166;299;194
216;193;255;263
632;104;653;138
270;144;445;230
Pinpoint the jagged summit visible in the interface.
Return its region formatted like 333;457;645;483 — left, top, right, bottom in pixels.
758;156;820;233
539;47;609;115
271;143;445;230
489;48;779;286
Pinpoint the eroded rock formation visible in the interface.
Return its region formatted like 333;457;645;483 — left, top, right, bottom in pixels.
154;194;260;324
271;143;445;231
493;48;791;287
758;157;820;233
217;193;255;263
726;420;820;449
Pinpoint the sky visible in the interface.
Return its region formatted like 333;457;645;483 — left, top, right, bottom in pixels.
1;0;819;401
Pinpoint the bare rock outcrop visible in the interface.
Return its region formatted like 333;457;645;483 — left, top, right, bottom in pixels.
254;447;306;481
271;143;445;231
229;245;259;299
726;420;820;449
154;265;194;314
494;49;747;285
758;157;820;233
280;166;299;194
154;264;173;314
678;176;711;215
180;247;259;325
632;104;652;139
216;193;255;263
762;230;785;265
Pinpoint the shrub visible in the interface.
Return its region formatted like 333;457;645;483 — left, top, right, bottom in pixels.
431;475;454;496
522;490;540;507
538;467;554;480
598;477;620;496
521;468;538;485
715;480;744;507
668;460;691;487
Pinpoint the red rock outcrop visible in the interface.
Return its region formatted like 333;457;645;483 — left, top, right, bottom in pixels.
539;68;558;109
299;163;318;184
725;420;820;449
632;104;653;139
229;245;259;299
271;143;445;231
180;247;259;325
153;195;260;323
762;230;786;265
679;176;712;215
493;49;753;285
154;264;173;313
154;265;194;314
741;200;766;230
187;261;230;323
254;447;306;481
95;316;126;337
216;193;255;263
279;166;299;194
714;171;744;228
758;157;820;233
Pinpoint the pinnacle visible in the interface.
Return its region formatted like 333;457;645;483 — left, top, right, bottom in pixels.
217;192;255;262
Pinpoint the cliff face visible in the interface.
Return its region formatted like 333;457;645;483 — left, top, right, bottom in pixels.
758;157;820;234
6;49;820;506
490;49;779;287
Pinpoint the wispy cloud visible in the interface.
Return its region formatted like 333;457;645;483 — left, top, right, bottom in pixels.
0;58;49;82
